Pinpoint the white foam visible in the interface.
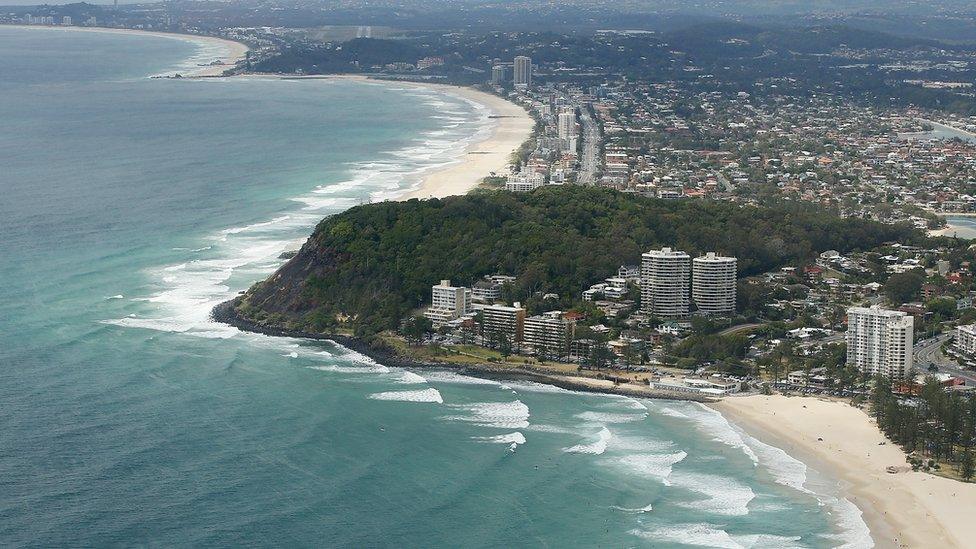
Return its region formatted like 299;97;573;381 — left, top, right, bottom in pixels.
397;371;428;384
472;432;526;446
615;451;687;483
495;379;578;395
741;430;810;493
523;424;576;434
368;388;443;403
824;496;874;549
680;403;759;464
731;533;805;548
655;405;691;419
608;435;674;453
670;470;756;516
605;397;648;411
564;427;612;455
732;412;873;547
575;411;647;424
443;400;530;429
101;80;495;374
422;370;503;386
610;503;653;514
630;524;741;548
308;364;383;375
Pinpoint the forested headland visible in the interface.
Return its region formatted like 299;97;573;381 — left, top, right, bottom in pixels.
228;186;918;337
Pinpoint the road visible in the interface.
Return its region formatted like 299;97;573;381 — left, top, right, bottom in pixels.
914;332;976;385
578;107;600;185
717;323;762;336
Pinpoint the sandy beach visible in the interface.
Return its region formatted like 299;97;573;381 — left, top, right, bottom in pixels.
3;24;248;76
714;395;976;548
239;74;535;199
398;82;534;199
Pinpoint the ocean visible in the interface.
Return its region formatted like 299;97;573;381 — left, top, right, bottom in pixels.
0;27;871;547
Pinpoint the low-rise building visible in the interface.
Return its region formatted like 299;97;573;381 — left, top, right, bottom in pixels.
505;171;545;192
424;280;471;327
955;324;976;356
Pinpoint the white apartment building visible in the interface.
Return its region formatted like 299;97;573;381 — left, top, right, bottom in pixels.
641;247;691;317
955;324;976;356
505;171;545;192
523;311;574;360
846;306;914;379
558;110;576;139
491;65;506;85
692;252;737;315
514;56;532;88
482;302;526;348
424;280;471;327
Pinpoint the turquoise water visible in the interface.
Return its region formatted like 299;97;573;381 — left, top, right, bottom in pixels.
0;27;870;547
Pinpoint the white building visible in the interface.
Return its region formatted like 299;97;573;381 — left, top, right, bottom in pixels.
513;56;532;89
583;277;629;301
491;65;506;85
846;306;914;379
505;171;545;192
641;247;691;318
557;111;576;139
692;252;737;315
955;324;976;356
482;302;526;349
472;279;502;304
424;280;471;326
523;311;574;359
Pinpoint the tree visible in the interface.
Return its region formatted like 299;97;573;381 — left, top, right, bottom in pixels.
961;449;974;481
587;345;615;370
401;316;432;345
883;269;925;305
496;331;513;358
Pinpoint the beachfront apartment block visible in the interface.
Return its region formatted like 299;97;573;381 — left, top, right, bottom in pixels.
482;302;526;348
846;306;914;379
506;171;545;192
955;324;976;356
514;56;532;89
692;252;737;315
424;280;472;327
641;247;691;318
523;311;575;360
491;65;506;85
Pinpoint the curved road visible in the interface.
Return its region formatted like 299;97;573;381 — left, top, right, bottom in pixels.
914;333;976;384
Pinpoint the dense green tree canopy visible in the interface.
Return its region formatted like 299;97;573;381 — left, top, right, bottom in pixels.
235;186;918;335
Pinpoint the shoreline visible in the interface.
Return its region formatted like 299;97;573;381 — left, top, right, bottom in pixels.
398;82;533;199
210;299;715;403
219;74;534;199
1;24;248;76
928;214;976;239
284;75;533;199
714;395;976;548
918;117;976;140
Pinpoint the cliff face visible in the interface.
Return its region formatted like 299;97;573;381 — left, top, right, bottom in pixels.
243;236;341;315
227;186;920;336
